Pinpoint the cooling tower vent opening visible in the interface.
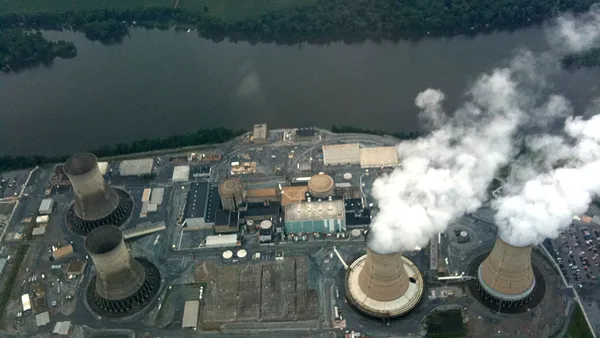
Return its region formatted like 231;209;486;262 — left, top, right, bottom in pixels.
85;225;122;255
64;153;98;176
409;277;417;283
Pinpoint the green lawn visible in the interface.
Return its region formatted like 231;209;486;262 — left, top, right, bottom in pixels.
567;304;595;338
0;0;316;20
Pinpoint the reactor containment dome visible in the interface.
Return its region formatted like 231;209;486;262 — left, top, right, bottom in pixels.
64;153;133;235
308;173;334;198
345;247;424;318
477;235;536;306
218;178;245;211
85;225;160;317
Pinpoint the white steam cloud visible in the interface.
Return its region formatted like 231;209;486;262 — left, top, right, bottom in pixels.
495;113;600;246
369;7;600;254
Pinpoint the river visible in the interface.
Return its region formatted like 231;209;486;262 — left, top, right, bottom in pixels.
0;27;598;156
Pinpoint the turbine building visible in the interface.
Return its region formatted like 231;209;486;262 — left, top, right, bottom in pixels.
85;225;160;317
64;153;133;235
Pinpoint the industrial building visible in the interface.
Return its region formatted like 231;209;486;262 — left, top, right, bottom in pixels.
252;123;268;144
182;300;200;330
345;246;424;318
246;188;279;203
35;311;50;327
119;158;154;176
205;234;240;248
50;244;74;261
38;198;54;215
243;202;281;222
296;126;318;141
259;220;274;242
214;209;240;234
218;179;245;211
359;146;399;168
66;259;87;276
64;153;134;235
308;173;335;198
50;164;71;190
322;143;361;166
284;200;346;234
477;236;535;306
52;321;72;336
21;293;31;312
191;166;211;178
172;165;190;182
281;186;308;206
85;225;160;317
32;226;46;236
150;188;164;205
97;161;109;175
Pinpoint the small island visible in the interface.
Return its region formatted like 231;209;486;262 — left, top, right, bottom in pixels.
0;30;76;72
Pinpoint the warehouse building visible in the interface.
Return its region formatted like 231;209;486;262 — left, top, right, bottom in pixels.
296;126;318;141
49;245;73;261
359;146;399;168
172;165;190;182
284;200;346;235
150;188;164;205
119;158;154;176
184;182;210;228
246;188;279;204
322;143;360;166
205;234;240;248
182;300;200;330
38;198;54;215
243;202;281;222
35;312;50;327
281;186;308;206
53;321;72;336
252;123;268;144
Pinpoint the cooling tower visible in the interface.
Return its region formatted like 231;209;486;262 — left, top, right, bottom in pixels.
64;153;133;235
477;236;535;305
345;246;423;318
219;178;245;211
85;225;160;316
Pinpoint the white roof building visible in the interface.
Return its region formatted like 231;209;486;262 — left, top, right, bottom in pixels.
21;294;31;311
35;311;50;327
182;300;200;329
97;161;109;175
359;146;399;168
205;234;239;248
172;166;190;182
53;321;72;335
150;188;164;205
38;198;54;215
32;226;46;236
119;158;154;176
36;215;49;224
322;144;361;166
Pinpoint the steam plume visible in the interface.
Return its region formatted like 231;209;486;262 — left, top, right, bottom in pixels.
369;7;600;254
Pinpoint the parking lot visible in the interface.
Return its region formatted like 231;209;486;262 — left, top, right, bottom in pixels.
549;221;600;288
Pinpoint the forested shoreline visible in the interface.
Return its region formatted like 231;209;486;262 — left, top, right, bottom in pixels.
0;128;245;171
562;47;600;69
0;30;76;72
0;0;597;71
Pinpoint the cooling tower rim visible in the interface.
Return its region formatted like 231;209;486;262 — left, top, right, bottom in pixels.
219;178;244;196
64;153;99;176
84;224;123;255
496;233;534;248
345;254;424;318
477;263;536;301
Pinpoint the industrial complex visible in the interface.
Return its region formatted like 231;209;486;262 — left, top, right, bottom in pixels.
0;124;597;338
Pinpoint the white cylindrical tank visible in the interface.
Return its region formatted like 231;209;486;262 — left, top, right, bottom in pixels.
260;220;273;230
236;249;248;259
222;250;233;259
351;229;362;237
343;173;352;180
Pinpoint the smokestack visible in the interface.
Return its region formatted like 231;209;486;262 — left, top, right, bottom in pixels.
64;153;133;235
477;236;535;304
85;225;160;316
345;242;423;318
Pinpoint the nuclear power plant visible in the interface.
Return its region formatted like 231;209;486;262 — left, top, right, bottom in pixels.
345;242;424;318
308;173;334;198
85;225;160;317
477;235;536;307
64;153;133;235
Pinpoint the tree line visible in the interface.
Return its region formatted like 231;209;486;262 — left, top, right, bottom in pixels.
0;127;245;171
0;29;76;72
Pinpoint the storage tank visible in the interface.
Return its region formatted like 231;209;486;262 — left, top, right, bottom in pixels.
308;173;334;198
345;242;423;318
236;249;248;259
218;179;245;211
259;220;273;242
343;173;352;180
64;153;133;235
222;250;233;260
477;235;535;305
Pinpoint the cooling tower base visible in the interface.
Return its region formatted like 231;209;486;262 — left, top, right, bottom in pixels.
86;258;161;318
67;189;134;236
345;254;424;318
466;253;545;314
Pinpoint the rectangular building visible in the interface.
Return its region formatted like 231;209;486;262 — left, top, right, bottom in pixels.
119;158;154;176
253;123;268;144
281;186;308;206
38;198;54;215
182;300;200;329
359;146;399;168
36;215;49;224
51;245;73;261
284;200;346;234
243;202;281;221
246;188;279;203
296;126;317;141
0;258;6;275
322;144;360;166
150;188;164;205
172;165;190;182
22;294;31;311
185;182;209;225
97;161;109;175
214;209;240;234
205;234;239;248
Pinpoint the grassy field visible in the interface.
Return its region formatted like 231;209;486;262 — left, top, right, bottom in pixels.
0;0;316;20
567;304;595;338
